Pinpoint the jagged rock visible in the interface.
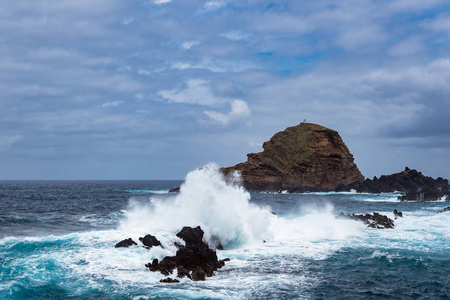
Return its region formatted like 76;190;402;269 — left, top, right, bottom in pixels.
139;234;162;249
337;167;449;201
176;226;204;245
169;187;180;193
191;268;206;281
160;277;180;283
146;226;227;281
338;212;394;229
115;238;137;248
221;122;364;192
219;258;230;266
438;206;450;213
393;209;403;219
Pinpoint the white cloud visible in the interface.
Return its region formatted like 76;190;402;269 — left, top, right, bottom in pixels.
204;0;226;10
422;13;450;34
171;57;256;73
204;99;251;125
181;40;200;49
221;31;249;41
101;101;123;108
388;36;426;56
158;79;227;106
122;17;134;25
0;136;22;151
153;0;172;5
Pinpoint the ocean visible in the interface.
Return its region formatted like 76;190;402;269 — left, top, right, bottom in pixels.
1;164;449;299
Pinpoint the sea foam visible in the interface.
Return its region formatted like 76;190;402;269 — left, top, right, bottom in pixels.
118;163;363;250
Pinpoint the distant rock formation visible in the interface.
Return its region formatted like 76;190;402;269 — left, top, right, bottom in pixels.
336;167;450;201
221;122;364;192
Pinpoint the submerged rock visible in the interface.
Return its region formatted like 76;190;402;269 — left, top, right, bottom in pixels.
221;122;364;192
338;212;395;229
139;234;162;249
146;226;228;281
115;238;137;248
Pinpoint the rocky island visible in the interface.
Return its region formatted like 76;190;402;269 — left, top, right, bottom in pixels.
221;122;364;192
220;121;449;201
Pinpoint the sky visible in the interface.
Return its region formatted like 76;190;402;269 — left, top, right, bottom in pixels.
0;0;449;180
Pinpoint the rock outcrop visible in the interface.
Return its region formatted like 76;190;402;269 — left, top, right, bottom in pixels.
337;212;395;229
221;122;364;192
336;167;449;201
438;207;450;213
139;234;162;249
115;238;137;248
147;226;227;281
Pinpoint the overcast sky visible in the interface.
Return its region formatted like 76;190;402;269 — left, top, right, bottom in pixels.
1;0;449;180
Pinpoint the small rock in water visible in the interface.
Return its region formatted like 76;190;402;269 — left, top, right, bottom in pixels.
338;212;394;229
115;238;137;248
160;277;180;283
139;234;162;249
169;187;180;193
438;206;450;213
393;209;403;219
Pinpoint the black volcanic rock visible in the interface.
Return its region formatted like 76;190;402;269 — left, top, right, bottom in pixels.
393;209;403;219
336;167;450;201
115;238;137;248
160;277;180;283
438;206;450;213
139;234;162;249
146;226;227;281
169;187;180;193
176;226;204;245
221;122;364;192
338;212;395;229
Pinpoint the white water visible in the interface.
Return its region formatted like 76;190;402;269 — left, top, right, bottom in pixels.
118;163;364;251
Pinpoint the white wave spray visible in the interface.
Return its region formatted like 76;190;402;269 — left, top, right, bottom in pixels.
118;163;364;249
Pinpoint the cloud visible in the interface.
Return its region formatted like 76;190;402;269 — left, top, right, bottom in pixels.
1;0;449;179
158;79;228;106
101;101;124;108
153;0;172;5
204;99;251;125
170;58;257;73
181;40;200;50
388;36;426;56
0;136;22;151
221;31;250;41
203;1;226;10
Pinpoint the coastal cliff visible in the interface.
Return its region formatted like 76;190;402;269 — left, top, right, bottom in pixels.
221;122;364;192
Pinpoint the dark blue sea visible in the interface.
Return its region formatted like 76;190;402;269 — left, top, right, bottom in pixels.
1;165;449;299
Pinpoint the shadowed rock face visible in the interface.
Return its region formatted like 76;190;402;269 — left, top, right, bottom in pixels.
336;167;449;201
221;122;364;192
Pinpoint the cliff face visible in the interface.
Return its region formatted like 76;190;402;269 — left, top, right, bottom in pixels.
221;122;364;192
